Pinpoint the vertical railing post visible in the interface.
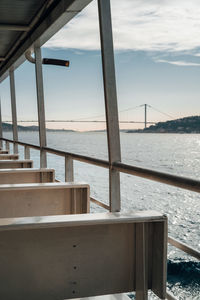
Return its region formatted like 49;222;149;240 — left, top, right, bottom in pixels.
24;145;30;160
0;99;3;148
98;0;121;212
34;46;47;168
9;68;18;154
65;155;74;182
5;141;10;151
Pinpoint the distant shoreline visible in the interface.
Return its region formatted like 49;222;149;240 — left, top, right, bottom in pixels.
3;129;200;134
3;115;200;133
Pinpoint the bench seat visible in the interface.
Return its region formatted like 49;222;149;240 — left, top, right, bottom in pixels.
0;168;55;184
0;150;9;154
0;159;33;169
0;154;19;160
0;182;90;217
0;211;167;300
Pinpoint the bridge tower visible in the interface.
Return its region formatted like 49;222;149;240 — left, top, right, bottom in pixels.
144;104;147;128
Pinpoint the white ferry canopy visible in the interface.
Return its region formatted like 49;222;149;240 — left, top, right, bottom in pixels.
0;0;92;82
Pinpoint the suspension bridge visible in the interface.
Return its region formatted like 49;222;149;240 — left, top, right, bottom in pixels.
3;104;175;129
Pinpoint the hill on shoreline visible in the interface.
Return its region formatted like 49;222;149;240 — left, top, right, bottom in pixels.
127;116;200;133
2;123;74;132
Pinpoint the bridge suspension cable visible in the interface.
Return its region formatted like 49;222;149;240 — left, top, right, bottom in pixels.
74;104;142;121
147;104;175;120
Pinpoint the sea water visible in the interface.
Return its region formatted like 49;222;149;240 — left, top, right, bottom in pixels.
3;131;200;299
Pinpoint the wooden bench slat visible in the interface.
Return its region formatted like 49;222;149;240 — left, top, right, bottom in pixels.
0;150;9;154
0;160;33;169
0;154;19;160
0;168;55;184
0;182;90;217
0;210;165;230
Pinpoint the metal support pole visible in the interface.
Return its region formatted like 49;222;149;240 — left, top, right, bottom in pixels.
144;104;147;129
9;68;18;153
98;0;121;212
0;99;3;148
65;155;74;182
34;46;47;168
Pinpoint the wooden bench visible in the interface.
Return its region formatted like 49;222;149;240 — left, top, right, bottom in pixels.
0;182;90;217
0;168;55;184
0;211;167;300
0;150;9;154
0;154;19;160
0;159;33;169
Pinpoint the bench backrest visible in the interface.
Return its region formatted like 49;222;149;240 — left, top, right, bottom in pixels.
0;154;19;160
0;150;9;154
0;211;167;300
0;159;33;169
0;168;55;184
0;182;90;217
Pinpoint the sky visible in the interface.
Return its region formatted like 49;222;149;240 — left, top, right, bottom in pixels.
1;0;200;131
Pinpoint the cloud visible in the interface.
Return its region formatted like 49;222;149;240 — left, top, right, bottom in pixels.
156;59;200;66
45;0;200;54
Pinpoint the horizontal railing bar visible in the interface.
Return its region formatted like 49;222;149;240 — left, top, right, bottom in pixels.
44;146;109;169
2;138;41;151
2;138;200;194
90;197;110;210
1;138;109;169
113;161;200;194
168;236;200;260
